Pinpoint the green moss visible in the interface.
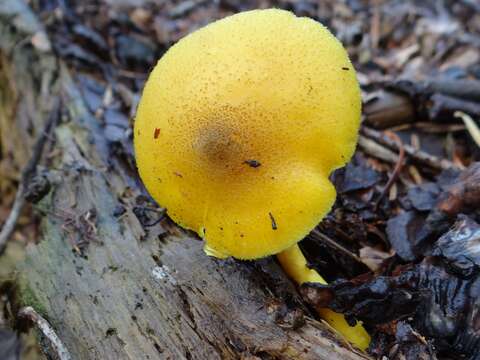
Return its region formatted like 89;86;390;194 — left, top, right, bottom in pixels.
17;275;48;317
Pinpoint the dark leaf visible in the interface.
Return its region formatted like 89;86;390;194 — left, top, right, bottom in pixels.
301;256;480;359
407;182;440;212
386;211;431;261
431;215;480;276
338;163;381;193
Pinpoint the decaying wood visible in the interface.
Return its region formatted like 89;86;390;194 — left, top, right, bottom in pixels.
363;90;415;129
363;78;480;129
0;2;369;359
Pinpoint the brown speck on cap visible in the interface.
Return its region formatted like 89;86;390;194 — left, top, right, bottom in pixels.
154;128;161;139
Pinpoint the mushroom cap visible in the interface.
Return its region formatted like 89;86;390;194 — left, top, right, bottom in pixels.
134;9;361;260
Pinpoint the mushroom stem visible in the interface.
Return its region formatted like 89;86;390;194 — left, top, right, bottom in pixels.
277;244;370;351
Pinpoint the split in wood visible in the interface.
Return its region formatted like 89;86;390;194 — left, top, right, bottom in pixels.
0;99;60;255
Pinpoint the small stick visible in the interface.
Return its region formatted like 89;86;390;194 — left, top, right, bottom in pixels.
18;306;72;360
310;229;363;264
375;131;405;207
430;94;480;119
426;78;480;102
360;126;458;171
358;135;399;164
0;99;60;254
411;122;466;133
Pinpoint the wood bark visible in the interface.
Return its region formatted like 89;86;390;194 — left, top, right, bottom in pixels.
0;1;369;359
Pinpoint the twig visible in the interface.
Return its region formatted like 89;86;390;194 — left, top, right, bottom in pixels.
426;78;480;102
429;93;480;119
393;78;480;103
18;306;72;360
389;122;466;133
360;126;459;171
375;131;405;207
0;99;60;255
370;0;380;51
310;229;363;264
410;122;466;133
358;135;399;164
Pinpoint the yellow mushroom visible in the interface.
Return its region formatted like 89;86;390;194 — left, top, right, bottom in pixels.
134;9;370;350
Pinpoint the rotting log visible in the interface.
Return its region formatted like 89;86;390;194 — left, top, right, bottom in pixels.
0;1;369;359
